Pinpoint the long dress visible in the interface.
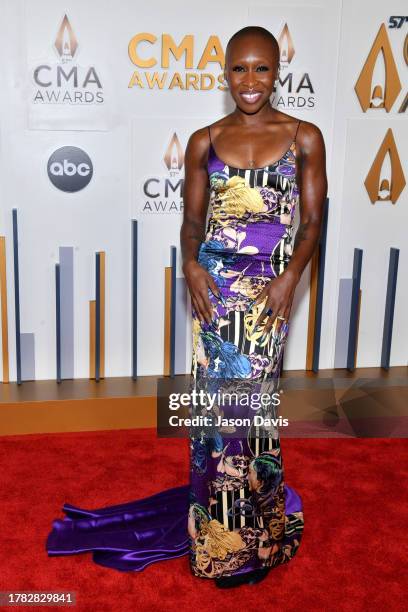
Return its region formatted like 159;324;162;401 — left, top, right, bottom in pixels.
45;121;304;578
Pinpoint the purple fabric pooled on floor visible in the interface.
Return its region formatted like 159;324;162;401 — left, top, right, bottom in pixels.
46;483;302;572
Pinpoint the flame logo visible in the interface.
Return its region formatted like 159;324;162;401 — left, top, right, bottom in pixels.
364;128;406;203
54;14;78;62
277;23;295;65
163;132;184;171
355;23;402;112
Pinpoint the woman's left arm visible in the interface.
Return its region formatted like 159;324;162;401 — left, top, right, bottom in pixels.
253;121;328;332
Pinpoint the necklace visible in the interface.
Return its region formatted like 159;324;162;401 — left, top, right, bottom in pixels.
248;160;256;168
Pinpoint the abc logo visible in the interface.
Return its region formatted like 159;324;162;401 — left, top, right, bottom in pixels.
47;146;93;192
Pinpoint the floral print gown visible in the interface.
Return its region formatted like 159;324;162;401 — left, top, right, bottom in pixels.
188;124;305;580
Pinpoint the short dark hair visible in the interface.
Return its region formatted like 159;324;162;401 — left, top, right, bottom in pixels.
226;26;280;65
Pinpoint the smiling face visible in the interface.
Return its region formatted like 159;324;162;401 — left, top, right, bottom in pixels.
224;32;280;114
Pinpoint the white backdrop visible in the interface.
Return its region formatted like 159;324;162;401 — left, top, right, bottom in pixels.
0;0;406;380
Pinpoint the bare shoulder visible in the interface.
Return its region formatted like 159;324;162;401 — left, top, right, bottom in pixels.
185;125;212;166
297;119;325;149
187;125;210;149
272;111;325;154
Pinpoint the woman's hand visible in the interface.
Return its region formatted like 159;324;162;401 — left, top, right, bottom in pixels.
251;269;300;334
183;260;221;325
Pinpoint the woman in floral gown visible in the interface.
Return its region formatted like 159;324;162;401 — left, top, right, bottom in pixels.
181;25;327;587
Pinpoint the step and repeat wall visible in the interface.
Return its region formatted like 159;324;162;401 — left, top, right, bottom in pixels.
0;0;406;381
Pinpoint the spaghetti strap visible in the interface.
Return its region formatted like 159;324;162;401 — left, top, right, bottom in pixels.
207;124;212;144
294;119;301;143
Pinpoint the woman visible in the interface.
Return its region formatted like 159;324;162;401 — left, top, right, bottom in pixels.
46;25;327;588
181;25;327;587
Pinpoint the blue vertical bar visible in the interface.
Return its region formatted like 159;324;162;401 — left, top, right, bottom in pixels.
381;247;399;370
312;197;329;372
95;252;100;382
347;248;363;372
170;246;177;378
56;263;61;383
132;220;138;380
12;209;22;385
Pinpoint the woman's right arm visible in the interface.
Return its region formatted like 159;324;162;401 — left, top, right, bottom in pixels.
180;128;221;325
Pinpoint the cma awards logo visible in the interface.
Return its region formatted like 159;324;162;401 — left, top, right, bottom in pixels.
365;129;406;204
354;22;407;112
31;14;104;105
142;133;184;213
274;23;316;110
128;33;226;91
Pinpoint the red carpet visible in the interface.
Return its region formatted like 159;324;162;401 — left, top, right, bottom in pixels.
0;429;406;611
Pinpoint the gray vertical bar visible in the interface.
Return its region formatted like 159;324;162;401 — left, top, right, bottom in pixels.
59;247;74;379
56;263;61;383
21;333;35;381
132;220;138;380
12;208;22;385
312;197;329;372
347;248;363;372
381;247;399;370
334;278;353;368
175;277;187;375
170;246;177;378
95;252;100;382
